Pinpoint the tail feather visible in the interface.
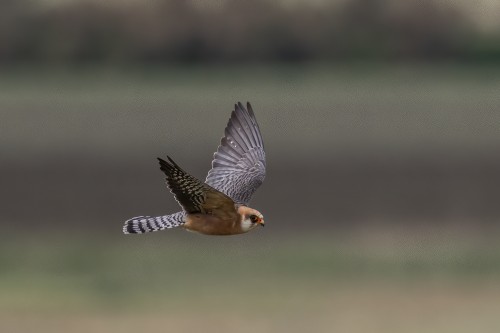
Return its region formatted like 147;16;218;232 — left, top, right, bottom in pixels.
123;211;186;234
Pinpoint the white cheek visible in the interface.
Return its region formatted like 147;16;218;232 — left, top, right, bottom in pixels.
240;219;256;232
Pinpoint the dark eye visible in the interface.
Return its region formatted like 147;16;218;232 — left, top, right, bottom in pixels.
250;215;259;223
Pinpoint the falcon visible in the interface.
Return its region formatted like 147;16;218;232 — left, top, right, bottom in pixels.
123;102;266;235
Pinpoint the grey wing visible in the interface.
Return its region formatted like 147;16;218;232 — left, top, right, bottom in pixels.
205;102;266;205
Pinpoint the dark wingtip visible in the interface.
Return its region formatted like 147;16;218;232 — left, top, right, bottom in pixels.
157;157;168;173
246;102;254;117
157;157;168;167
167;155;180;168
157;156;177;166
235;101;247;113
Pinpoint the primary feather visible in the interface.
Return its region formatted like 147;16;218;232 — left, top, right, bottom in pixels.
205;102;266;205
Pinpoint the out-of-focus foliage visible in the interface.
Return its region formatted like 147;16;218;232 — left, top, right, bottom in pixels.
1;0;499;64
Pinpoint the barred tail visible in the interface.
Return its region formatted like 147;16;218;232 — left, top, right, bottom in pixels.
123;211;186;234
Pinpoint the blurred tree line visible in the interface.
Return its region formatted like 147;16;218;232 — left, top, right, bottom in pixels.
1;0;499;64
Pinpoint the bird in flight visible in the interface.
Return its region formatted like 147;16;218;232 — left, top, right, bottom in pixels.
123;102;266;235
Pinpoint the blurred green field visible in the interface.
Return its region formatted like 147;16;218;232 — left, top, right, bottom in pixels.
1;226;500;333
2;64;500;332
2;64;500;157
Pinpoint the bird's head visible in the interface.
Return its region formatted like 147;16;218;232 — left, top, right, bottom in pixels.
237;206;265;232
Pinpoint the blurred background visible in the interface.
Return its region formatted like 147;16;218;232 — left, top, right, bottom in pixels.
2;0;500;332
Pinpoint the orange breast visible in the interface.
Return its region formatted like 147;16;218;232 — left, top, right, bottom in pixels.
183;213;243;235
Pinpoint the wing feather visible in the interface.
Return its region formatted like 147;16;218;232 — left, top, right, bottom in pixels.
205;102;266;205
158;156;235;217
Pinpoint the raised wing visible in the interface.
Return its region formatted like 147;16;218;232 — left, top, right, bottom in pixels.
158;157;236;218
205;102;266;205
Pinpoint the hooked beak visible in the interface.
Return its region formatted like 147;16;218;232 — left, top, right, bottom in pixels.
258;219;265;227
